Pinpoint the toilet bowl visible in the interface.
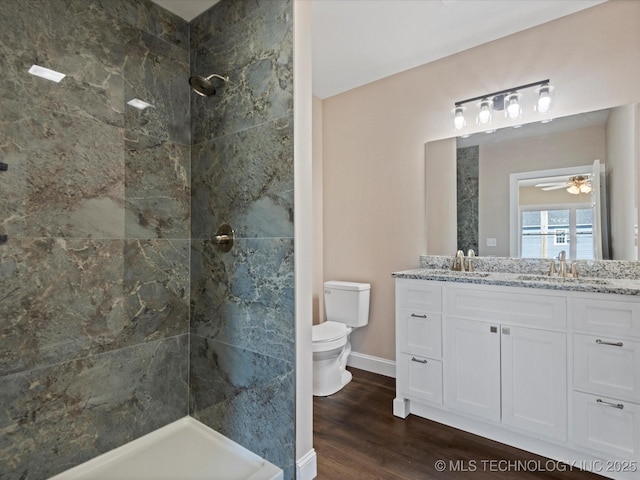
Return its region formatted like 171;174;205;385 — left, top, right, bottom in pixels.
312;281;370;396
312;321;353;396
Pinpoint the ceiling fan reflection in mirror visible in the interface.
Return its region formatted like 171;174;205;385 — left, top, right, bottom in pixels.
535;174;592;194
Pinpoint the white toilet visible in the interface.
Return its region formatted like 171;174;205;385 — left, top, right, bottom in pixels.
312;281;370;396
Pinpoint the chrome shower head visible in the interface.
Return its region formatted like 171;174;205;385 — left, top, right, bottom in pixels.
189;73;229;97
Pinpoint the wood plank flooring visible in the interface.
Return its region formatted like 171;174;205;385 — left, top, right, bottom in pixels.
313;368;603;479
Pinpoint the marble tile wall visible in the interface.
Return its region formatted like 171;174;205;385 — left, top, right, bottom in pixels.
457;145;479;254
189;1;295;478
0;1;190;478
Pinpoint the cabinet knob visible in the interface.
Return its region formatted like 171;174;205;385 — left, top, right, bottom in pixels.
490;326;497;333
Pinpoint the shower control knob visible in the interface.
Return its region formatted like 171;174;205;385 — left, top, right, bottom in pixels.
0;234;8;245
0;162;8;171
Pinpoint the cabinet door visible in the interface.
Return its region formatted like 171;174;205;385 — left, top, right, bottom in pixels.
574;391;640;461
397;309;442;358
444;317;501;421
397;353;443;404
501;326;567;441
574;333;640;403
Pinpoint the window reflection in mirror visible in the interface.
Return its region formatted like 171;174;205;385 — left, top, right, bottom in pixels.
511;161;606;260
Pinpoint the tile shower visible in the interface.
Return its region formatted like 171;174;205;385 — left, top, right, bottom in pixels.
0;0;295;479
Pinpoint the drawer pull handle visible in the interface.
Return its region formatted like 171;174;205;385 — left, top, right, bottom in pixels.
411;357;428;364
410;314;427;318
596;399;624;410
595;339;623;347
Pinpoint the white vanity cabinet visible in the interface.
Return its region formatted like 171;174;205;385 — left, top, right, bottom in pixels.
394;278;640;479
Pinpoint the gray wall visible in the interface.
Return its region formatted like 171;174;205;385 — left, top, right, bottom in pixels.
0;1;191;478
0;1;296;478
189;1;296;478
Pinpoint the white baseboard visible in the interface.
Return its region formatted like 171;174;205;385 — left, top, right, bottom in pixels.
296;448;317;480
347;352;396;378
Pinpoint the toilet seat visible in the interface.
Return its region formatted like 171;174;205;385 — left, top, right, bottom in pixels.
312;321;349;352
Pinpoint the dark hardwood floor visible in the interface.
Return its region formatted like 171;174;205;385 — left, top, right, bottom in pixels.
313;368;603;479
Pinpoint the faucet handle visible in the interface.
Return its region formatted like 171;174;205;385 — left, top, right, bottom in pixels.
452;250;465;271
466;249;475;271
570;261;579;278
548;260;557;276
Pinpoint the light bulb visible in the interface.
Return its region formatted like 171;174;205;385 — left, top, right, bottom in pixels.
453;106;466;130
567;185;580;195
477;100;492;125
505;93;521;119
580;183;592;194
536;84;554;113
537;93;551;113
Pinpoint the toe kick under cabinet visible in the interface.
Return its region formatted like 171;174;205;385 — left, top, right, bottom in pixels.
393;278;640;479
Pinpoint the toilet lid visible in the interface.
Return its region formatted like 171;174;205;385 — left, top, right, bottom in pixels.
313;321;347;342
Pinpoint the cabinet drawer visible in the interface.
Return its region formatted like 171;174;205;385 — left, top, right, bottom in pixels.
396;280;442;313
574;333;640;403
573;391;640;461
572;297;640;339
397;353;443;404
397;309;442;358
445;287;566;329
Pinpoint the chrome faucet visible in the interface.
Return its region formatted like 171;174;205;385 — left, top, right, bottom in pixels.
558;250;567;278
452;250;466;272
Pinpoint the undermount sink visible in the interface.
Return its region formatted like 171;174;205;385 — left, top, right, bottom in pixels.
515;274;610;285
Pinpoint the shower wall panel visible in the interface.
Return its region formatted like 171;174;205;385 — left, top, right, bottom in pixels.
188;1;295;478
457;145;480;254
0;1;190;478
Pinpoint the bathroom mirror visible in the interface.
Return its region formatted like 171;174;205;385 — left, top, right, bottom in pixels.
426;103;639;260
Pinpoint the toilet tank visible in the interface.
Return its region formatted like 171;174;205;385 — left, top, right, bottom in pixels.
324;281;371;328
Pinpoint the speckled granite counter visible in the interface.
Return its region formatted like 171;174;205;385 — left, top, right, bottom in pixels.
392;255;640;296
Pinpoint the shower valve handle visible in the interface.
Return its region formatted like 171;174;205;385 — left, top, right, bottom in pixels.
213;224;234;252
0;162;8;171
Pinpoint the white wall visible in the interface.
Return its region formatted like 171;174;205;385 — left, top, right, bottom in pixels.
312;96;324;324
606;103;639;260
293;0;315;476
425;138;457;255
321;1;640;362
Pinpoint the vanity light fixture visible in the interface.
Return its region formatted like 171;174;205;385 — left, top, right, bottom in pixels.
452;79;553;131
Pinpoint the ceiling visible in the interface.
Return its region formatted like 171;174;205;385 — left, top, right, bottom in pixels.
152;0;606;99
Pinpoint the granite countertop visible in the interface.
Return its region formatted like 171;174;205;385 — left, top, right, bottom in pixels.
393;255;640;296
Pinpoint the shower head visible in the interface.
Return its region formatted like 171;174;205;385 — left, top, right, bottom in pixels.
189;73;229;97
